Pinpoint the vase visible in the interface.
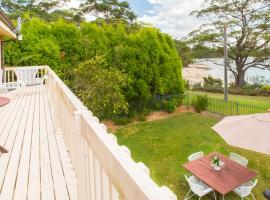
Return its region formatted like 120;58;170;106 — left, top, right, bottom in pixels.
213;165;221;171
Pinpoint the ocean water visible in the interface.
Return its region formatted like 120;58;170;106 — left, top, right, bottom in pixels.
196;58;270;84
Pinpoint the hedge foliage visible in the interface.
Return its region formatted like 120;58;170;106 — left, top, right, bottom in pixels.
4;17;184;119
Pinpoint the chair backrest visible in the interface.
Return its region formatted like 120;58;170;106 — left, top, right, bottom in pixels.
15;68;40;86
229;152;249;167
239;179;257;197
188;151;203;162
185;175;205;196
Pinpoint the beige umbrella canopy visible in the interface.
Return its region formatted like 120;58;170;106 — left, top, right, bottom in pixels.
212;113;270;155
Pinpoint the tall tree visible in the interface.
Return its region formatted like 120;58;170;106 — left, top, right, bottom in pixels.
0;0;82;22
174;40;194;67
190;0;270;87
79;0;137;23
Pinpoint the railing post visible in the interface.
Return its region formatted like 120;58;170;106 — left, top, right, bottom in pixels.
44;65;179;200
186;91;189;109
74;110;86;200
236;101;239;115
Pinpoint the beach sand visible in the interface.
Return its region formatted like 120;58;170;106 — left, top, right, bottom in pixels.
182;64;210;84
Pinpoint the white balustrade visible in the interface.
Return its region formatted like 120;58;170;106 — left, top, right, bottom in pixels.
3;66;46;89
41;65;178;200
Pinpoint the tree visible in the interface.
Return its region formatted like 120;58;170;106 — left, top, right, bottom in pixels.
0;0;82;22
74;56;129;119
174;40;194;67
190;0;270;87
79;0;137;24
4;17;184;117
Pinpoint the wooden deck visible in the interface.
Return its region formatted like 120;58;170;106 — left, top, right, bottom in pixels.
0;85;77;200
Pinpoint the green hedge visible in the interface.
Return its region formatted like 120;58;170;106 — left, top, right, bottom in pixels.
5;17;184;119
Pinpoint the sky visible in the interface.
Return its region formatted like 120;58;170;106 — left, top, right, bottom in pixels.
126;0;206;39
66;0;207;39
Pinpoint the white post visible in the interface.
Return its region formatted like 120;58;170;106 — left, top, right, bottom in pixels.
74;110;86;200
224;23;229;102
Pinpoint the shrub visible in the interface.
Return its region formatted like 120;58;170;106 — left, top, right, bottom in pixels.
203;75;222;88
74;56;129;119
137;113;147;122
163;99;178;113
262;85;270;91
192;95;209;113
112;117;133;125
184;79;191;90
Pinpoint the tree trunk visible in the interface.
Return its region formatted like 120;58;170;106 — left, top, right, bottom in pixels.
235;69;246;87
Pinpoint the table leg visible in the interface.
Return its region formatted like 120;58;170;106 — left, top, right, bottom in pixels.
213;192;225;200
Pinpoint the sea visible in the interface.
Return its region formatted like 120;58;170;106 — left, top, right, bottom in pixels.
196;58;270;85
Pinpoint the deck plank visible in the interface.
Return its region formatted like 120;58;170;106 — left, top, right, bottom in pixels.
40;85;55;200
28;85;41;200
0;86;34;199
0;87;29;189
0;85;77;200
13;86;37;200
45;91;78;200
44;86;71;200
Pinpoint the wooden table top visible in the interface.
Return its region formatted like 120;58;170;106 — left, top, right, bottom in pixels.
183;152;257;195
0;97;10;107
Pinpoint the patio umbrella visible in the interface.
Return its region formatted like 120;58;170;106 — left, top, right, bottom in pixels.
212;113;270;155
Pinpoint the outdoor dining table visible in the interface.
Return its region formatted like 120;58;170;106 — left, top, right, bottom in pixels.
183;152;257;199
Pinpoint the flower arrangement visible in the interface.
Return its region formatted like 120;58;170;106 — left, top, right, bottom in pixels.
211;156;225;171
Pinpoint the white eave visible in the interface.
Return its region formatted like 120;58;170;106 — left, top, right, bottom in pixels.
0;20;16;39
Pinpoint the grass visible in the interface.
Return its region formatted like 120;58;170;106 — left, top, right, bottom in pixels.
190;91;270;107
115;112;270;199
186;91;270;116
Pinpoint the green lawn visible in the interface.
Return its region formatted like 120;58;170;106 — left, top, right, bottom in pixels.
186;91;270;116
190;91;270;107
115;112;270;199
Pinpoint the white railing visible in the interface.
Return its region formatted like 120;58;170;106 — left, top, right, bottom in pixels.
44;66;177;200
3;66;46;89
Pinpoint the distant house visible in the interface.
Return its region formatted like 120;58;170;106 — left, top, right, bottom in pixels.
0;9;16;75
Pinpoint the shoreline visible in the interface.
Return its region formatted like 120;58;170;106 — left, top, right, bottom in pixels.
182;63;211;83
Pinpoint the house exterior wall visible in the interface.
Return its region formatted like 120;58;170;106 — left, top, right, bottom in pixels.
0;37;3;82
0;37;2;69
0;10;16;82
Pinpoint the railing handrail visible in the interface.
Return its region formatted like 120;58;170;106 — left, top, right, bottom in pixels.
44;65;177;200
5;65;46;69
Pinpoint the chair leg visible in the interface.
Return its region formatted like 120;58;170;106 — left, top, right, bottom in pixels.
213;191;217;200
185;190;195;200
251;192;255;200
184;190;191;200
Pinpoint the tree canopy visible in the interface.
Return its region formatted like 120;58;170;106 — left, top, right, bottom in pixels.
79;0;137;23
4;17;184;119
190;0;270;87
1;0;83;22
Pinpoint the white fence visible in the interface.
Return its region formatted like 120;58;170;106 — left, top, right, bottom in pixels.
44;66;177;200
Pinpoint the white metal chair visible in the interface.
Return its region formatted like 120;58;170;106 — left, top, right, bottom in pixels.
229;152;249;167
184;174;216;200
188;151;204;162
233;179;257;200
0;83;8;94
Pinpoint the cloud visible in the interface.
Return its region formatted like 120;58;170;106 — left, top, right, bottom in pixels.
138;0;206;39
